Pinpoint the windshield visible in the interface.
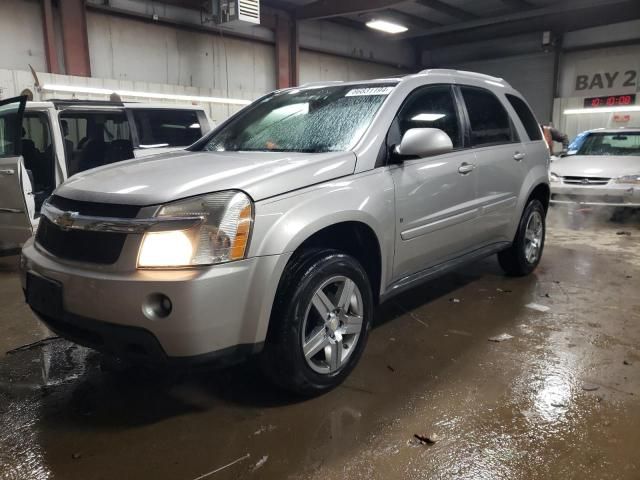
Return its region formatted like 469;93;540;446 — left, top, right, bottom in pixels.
202;84;395;153
577;132;640;156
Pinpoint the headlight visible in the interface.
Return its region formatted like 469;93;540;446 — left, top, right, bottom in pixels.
549;172;560;182
614;174;640;185
138;191;253;268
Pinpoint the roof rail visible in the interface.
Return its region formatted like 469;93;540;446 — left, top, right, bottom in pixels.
51;99;125;109
299;80;344;88
418;69;509;86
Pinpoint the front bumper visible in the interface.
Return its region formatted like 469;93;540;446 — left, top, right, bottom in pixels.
21;238;289;362
550;182;640;207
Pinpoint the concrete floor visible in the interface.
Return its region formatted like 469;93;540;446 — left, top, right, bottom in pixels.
1;207;639;480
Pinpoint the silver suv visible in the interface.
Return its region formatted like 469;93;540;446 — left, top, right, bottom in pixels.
14;70;550;395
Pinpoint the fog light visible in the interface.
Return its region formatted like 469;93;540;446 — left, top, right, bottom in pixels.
143;293;172;320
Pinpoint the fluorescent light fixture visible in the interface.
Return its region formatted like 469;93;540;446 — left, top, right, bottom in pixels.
366;20;408;34
412;113;446;122
41;83;251;106
564;105;640;115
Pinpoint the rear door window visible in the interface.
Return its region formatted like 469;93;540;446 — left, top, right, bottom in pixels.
506;94;542;141
131;109;203;149
460;86;518;147
60;110;133;175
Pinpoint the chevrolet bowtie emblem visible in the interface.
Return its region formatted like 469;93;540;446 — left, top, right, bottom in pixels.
581;178;590;185
54;211;79;230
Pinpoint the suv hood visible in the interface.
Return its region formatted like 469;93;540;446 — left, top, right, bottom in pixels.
57;150;356;205
552;154;640;178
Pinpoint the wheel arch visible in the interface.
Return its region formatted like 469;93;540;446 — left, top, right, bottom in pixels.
285;220;383;305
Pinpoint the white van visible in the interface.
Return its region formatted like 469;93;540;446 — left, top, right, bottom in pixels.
0;97;212;253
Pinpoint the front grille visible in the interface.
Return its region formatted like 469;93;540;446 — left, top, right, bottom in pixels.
36;196;140;264
48;195;141;218
562;176;611;185
36;216;128;264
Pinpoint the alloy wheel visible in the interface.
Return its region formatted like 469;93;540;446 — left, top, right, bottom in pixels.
301;275;364;375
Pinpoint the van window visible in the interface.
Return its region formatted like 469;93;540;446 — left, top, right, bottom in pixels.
460;86;517;146
132;109;202;148
22;112;55;212
0;102;22;157
506;94;542;141
60;110;133;175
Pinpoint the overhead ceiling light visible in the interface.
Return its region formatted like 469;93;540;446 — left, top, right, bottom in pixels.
366;20;408;34
564;106;640;115
40;84;251;106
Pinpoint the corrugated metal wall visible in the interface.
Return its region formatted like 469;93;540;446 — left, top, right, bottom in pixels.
0;0;412;124
86;12;277;96
299;51;407;84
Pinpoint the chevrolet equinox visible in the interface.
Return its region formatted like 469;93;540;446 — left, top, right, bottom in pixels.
12;70;550;395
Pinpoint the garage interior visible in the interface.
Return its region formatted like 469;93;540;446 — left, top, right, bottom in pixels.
1;0;640;478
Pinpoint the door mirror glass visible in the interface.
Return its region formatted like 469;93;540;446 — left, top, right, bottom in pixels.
395;128;453;159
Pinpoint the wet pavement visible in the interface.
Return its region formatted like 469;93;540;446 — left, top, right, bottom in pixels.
1;207;639;480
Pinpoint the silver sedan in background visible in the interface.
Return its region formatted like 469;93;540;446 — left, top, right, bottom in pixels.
550;128;640;207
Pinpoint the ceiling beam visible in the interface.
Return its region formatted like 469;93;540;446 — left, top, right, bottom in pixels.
413;0;479;21
405;0;640;39
296;0;402;20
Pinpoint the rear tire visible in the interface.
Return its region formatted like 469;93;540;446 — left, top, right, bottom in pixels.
498;199;546;276
262;249;373;396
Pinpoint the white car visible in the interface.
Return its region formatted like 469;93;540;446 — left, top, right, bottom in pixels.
550;128;640;207
0;99;212;253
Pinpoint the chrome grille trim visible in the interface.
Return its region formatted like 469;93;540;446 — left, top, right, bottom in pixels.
41;201;204;234
562;176;611;186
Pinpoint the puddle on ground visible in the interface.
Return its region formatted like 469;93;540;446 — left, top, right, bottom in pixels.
0;207;639;479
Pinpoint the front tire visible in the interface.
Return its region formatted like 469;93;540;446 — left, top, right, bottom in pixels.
498;199;546;276
262;249;373;396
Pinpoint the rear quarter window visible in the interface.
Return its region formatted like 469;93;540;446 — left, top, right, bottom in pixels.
506;94;542;141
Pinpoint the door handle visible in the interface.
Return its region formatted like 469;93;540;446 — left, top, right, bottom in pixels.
513;152;526;161
458;162;476;175
0;169;16;176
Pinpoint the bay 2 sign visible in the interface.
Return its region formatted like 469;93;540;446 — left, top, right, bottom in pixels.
576;70;637;91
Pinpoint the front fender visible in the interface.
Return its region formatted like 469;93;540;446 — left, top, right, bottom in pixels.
249;168;396;292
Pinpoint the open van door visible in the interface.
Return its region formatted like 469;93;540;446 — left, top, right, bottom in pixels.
0;95;34;254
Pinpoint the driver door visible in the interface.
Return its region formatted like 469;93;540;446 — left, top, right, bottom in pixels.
389;85;480;280
0;96;35;253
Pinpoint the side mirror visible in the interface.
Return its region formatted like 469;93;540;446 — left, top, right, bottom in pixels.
394;128;453;160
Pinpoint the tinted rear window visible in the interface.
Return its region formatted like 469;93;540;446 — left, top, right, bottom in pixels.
60;110;133;175
460;86;517;146
132;109;202;148
506;94;542;141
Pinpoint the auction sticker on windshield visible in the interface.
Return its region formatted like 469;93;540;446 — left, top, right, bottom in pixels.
345;87;395;97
